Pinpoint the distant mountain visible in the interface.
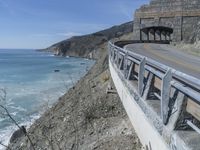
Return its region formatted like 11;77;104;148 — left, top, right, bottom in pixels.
42;21;133;58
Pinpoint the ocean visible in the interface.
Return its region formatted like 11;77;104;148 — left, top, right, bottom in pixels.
0;49;94;149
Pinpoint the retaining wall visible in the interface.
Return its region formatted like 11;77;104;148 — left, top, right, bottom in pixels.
133;0;200;43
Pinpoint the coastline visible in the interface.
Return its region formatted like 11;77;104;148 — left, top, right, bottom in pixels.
0;50;94;150
8;36;141;149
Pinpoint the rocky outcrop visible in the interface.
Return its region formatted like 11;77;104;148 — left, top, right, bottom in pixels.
42;21;133;58
9;126;26;144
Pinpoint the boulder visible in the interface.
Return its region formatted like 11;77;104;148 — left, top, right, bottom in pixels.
10;126;26;143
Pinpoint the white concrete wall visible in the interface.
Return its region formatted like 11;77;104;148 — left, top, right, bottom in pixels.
109;60;170;150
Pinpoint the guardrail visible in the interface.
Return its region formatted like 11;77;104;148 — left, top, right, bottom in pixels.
114;40;170;48
108;41;200;132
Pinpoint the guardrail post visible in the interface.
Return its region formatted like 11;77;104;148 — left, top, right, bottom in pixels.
138;57;146;96
108;43;112;60
111;47;114;62
142;72;154;100
109;43;112;56
119;56;124;70
113;50;115;62
161;69;172;125
114;50;118;65
110;46;112;60
127;62;134;80
123;53;128;77
116;52;120;68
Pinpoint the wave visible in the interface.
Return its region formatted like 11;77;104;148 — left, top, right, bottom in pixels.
9;106;26;112
0;113;40;150
0;50;94;150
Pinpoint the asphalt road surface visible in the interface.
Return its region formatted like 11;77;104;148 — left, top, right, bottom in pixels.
125;43;200;79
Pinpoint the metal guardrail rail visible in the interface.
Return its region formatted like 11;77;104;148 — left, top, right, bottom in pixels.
108;41;200;130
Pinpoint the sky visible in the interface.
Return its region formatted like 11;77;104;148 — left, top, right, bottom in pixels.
0;0;149;49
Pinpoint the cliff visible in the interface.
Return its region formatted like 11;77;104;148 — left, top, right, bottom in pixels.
8;23;141;149
42;21;133;58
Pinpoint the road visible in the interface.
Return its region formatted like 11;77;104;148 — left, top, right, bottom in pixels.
125;43;200;79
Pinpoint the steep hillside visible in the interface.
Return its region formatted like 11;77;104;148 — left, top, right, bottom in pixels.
8;22;141;149
42;21;133;58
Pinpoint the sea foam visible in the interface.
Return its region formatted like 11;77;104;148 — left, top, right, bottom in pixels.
0;49;94;149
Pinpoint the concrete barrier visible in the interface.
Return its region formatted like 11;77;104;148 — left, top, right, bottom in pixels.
108;41;200;150
110;60;169;150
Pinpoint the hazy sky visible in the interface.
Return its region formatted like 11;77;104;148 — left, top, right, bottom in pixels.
0;0;149;49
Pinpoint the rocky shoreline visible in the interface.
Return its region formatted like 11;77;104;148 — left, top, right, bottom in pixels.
8;27;142;149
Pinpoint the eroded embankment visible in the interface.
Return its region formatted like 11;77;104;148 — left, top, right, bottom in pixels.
8;41;141;149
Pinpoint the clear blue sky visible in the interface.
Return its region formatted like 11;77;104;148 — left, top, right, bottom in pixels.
0;0;149;49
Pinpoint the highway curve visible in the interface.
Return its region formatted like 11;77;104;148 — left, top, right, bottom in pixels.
125;43;200;79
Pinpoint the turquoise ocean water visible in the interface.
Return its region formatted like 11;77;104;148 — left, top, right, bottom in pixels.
0;49;94;149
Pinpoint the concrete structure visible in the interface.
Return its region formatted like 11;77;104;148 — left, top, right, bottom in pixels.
109;60;169;150
108;41;200;150
140;26;173;42
133;0;200;43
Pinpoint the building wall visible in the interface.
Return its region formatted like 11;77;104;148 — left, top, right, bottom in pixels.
182;16;200;42
133;0;200;43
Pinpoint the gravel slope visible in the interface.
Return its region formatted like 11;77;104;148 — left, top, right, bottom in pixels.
8;36;141;150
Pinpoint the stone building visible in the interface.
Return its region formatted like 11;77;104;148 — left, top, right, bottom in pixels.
133;0;200;43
